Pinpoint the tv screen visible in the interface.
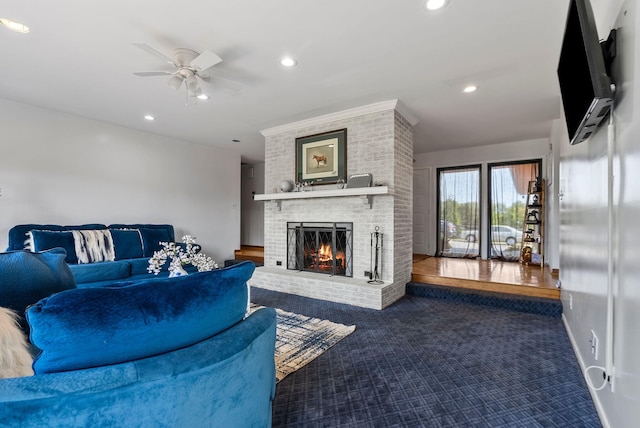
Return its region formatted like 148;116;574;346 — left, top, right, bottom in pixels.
557;0;613;145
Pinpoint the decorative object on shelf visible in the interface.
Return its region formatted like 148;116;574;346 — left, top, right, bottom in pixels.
534;176;543;192
527;210;539;223
280;180;294;192
295;128;347;185
346;173;372;188
531;195;539;205
368;226;383;284
148;235;218;276
336;178;345;189
295;182;301;192
520;246;533;264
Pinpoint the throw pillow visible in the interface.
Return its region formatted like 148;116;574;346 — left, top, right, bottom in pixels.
110;229;144;260
29;230;78;264
139;227;171;257
71;230;115;264
0;248;77;333
27;261;254;374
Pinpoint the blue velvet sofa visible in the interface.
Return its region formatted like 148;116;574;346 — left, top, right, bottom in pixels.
7;223;192;287
0;256;277;427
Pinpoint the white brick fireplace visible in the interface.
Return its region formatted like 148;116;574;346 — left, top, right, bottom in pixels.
250;100;415;309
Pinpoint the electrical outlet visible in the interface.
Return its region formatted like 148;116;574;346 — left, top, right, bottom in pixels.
364;270;371;278
276;261;282;266
590;330;599;360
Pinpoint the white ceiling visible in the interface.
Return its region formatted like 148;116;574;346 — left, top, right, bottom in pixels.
0;0;571;163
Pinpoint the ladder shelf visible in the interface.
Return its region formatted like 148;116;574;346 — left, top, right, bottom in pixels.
520;179;545;267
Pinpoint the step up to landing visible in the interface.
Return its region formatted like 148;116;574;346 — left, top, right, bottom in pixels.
232;246;264;265
406;282;563;318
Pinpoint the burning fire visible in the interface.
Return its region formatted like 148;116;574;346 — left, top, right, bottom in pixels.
318;243;332;261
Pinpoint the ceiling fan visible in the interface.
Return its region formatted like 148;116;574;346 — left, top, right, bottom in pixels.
132;42;229;100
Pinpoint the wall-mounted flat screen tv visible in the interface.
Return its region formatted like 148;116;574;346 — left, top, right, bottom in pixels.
557;0;613;145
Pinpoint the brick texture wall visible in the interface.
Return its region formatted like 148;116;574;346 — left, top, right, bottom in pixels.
253;105;413;309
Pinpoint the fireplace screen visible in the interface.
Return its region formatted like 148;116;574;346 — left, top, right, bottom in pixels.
287;222;353;277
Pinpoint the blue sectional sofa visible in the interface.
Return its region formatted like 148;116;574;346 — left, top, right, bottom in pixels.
0;252;277;427
7;223;193;287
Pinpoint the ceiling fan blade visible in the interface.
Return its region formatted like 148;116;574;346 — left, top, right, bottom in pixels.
190;50;222;72
134;71;173;77
133;42;176;66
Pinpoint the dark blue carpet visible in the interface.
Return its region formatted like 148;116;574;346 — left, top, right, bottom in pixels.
251;287;601;427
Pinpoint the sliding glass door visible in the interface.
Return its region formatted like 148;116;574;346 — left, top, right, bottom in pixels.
436;166;480;258
488;160;541;261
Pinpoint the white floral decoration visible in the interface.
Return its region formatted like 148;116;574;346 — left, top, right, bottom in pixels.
147;235;218;275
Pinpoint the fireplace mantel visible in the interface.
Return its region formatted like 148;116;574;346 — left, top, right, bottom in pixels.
254;186;389;210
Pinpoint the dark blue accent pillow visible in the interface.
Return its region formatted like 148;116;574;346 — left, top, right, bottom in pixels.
109;224;175;242
0;248;77;333
139;228;171;257
27;261;254;374
30;230;78;264
110;229;144;260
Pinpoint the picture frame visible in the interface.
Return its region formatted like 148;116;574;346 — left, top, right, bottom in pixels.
295;128;347;185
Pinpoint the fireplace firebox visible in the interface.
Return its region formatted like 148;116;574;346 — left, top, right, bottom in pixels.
287;222;353;277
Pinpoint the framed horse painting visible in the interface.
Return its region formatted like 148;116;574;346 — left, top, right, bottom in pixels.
295;128;347;185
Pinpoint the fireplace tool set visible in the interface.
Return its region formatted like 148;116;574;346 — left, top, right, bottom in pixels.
368;226;383;284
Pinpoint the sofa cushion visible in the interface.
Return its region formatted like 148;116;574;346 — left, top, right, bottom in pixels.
7;224;108;252
139;227;171;257
109;223;175;241
27;261;255;374
110;229;144;260
0;248;76;332
68;260;131;285
30;230;78;264
129;257;154;275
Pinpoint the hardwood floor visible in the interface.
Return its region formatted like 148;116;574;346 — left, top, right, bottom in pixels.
411;255;560;300
234;245;264;264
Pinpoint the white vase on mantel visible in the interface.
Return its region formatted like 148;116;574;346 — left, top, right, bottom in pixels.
169;264;188;278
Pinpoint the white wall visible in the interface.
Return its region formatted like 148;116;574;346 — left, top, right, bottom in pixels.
560;0;640;426
241;162;265;246
413;138;554;264
0;98;241;263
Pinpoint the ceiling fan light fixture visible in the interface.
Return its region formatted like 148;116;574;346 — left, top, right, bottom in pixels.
187;82;199;92
0;18;29;33
167;75;184;90
197;93;209;100
185;73;199;91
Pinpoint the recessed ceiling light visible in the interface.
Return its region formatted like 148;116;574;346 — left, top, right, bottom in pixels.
424;0;450;11
463;85;478;93
280;57;297;67
144;115;155;121
0;18;29;33
197;94;209;100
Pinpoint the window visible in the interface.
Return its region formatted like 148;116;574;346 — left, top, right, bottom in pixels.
436;166;481;258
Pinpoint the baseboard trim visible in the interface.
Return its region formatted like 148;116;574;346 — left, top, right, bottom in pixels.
562;314;610;428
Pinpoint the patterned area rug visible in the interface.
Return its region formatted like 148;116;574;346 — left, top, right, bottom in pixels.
251;304;356;382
